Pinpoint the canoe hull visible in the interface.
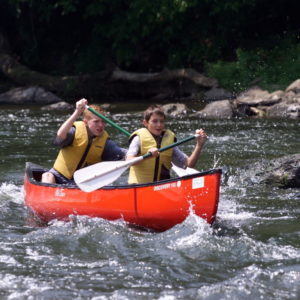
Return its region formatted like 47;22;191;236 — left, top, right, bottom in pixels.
24;162;221;231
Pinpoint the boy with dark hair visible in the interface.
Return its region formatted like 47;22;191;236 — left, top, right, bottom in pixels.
126;104;207;184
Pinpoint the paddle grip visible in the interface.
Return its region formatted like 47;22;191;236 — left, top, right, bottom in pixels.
86;105;131;137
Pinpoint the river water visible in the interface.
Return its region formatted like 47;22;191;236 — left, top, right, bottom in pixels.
0;104;299;299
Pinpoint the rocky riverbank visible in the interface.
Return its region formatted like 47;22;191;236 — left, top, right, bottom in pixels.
194;81;300;119
1;79;299;120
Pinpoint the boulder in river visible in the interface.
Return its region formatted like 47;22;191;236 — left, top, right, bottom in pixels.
263;154;300;188
162;103;188;117
192;100;234;119
41;101;73;110
246;154;300;189
286;79;300;94
0;86;62;104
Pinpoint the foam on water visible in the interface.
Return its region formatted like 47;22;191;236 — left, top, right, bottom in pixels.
0;272;53;299
0;255;19;266
1;108;299;299
167;213;213;250
195;264;300;299
0;183;24;205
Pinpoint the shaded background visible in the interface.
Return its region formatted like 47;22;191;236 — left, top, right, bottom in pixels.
0;0;299;96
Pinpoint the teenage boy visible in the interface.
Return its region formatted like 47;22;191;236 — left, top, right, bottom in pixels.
126;105;207;184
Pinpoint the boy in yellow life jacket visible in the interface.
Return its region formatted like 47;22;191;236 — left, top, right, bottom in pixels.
42;98;126;184
126;104;208;184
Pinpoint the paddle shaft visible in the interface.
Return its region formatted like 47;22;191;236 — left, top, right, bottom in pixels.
142;134;198;159
86;105;131;137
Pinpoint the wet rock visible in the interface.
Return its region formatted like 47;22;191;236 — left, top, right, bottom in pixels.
204;87;235;101
193;100;233;119
266;101;300;119
283;90;297;101
286;79;300;94
0;86;62;104
263;154;300;188
269;90;285;99
236;87;282;106
248;154;300;188
41;101;73;110
237;86;270;99
230;84;300;119
162;103;188;117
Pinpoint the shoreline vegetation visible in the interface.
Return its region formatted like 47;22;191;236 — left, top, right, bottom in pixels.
0;1;299;119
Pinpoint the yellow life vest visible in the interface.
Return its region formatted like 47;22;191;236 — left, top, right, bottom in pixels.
128;128;175;184
53;121;109;179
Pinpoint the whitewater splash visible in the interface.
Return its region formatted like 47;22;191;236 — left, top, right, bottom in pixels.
0;182;24;205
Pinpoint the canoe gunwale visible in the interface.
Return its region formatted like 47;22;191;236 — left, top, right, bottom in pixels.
25;162;222;190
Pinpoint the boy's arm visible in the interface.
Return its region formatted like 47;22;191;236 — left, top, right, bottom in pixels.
186;129;208;168
102;140;127;161
126;136;140;160
53;127;75;147
172;147;188;168
57;98;87;140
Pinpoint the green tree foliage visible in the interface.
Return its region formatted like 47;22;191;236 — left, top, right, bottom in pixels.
206;41;300;92
1;0;299;92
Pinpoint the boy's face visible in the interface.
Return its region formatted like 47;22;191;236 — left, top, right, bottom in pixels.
143;113;165;136
85;117;106;137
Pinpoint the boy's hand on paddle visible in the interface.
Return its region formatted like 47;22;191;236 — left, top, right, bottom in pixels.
195;129;208;145
148;147;159;158
76;98;88;114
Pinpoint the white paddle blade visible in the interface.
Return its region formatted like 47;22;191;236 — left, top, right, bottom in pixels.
171;163;199;177
75;164;129;192
74;157;143;192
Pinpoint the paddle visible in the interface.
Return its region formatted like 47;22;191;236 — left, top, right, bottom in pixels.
171;163;199;176
86;105;199;176
74;134;199;192
86;105;130;137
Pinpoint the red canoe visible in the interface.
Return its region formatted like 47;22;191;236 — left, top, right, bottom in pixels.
24;162;222;231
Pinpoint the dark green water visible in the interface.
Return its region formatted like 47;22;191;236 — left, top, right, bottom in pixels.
0;104;299;299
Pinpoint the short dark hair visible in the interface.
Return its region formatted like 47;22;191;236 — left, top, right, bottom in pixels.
143;105;165;122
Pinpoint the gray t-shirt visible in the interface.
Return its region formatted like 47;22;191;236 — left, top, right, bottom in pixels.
127;135;187;168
